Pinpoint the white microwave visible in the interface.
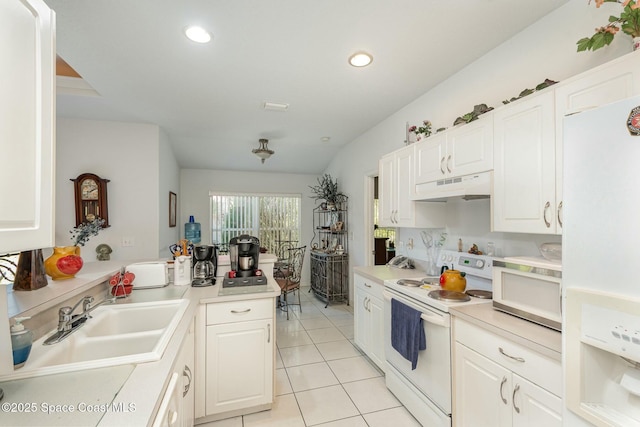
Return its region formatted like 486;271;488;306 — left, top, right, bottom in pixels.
492;257;562;331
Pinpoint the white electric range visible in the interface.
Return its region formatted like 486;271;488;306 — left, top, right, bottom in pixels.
382;250;494;427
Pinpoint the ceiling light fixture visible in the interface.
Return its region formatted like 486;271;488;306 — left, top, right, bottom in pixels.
184;26;212;43
321;137;331;142
349;52;373;67
252;138;275;164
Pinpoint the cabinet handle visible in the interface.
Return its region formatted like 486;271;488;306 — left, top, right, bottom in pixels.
446;155;452;173
364;282;372;288
543;201;551;228
363;296;368;311
268;323;271;343
440;157;446;175
231;308;251;314
183;365;192;397
512;384;521;413
557;201;563;228
499;347;525;363
168;410;179;425
499;376;508;404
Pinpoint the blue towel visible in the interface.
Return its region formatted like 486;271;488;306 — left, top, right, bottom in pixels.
391;298;426;370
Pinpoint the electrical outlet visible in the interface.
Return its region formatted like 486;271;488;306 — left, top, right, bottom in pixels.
122;237;134;247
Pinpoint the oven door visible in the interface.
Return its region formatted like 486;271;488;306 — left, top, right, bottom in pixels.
383;288;452;415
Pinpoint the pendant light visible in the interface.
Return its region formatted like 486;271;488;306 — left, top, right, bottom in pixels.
252;138;275;163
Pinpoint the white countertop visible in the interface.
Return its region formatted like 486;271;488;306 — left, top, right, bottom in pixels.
450;303;562;360
0;262;281;427
353;265;426;284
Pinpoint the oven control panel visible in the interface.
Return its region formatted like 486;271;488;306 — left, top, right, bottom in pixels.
438;250;493;280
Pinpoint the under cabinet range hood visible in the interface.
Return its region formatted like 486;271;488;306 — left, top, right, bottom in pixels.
413;171;492;202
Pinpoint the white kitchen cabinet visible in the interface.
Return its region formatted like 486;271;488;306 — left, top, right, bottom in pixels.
354;274;385;372
0;0;55;254
203;298;274;417
492;90;557;234
379;145;445;228
414;117;493;190
453;318;562;427
554;50;640;227
153;318;195;427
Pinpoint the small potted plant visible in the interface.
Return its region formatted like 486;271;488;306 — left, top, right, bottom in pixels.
408;120;432;142
577;0;640;52
309;174;346;210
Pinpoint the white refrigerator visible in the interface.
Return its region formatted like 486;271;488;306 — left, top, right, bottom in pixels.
563;95;640;426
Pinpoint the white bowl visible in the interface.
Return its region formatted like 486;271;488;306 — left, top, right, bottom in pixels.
539;243;562;261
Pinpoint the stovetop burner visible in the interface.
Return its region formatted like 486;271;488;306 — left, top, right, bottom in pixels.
466;289;493;299
428;289;471;302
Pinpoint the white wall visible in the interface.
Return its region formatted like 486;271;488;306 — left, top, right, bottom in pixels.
180;169;320;283
326;0;631;278
55;118;178;261
158;130;180;259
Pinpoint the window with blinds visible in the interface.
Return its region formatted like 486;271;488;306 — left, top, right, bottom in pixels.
210;193;301;256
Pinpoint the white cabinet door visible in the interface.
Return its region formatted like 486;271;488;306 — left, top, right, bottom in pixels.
152;373;182;427
447;117;493;178
205;319;273;415
368;294;385;371
353;274;385;372
512;375;562;427
414;118;492;187
0;0;55;253
454;342;511;427
414;133;446;184
493;91;557;234
179;319;195;427
378;146;445;228
378;154;395;227
354;285;369;352
395;146;416;227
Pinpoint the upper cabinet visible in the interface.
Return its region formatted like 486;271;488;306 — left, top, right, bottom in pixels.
492;91;558;234
379;145;445;228
414;117;493;188
0;0;55;253
493;51;640;235
553;51;640;219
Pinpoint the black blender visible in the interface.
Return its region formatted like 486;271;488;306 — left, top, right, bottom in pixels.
192;245;218;286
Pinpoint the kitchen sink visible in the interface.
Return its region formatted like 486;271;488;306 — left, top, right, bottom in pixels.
4;299;189;380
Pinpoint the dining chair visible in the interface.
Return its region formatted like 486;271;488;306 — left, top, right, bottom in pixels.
275;246;306;320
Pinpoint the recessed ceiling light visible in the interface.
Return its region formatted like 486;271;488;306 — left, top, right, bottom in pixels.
184;26;212;43
321;137;331;142
349;52;373;67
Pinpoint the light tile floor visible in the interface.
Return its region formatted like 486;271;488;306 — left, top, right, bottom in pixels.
199;286;421;427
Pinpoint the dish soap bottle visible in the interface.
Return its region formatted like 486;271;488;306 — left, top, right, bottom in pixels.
11;317;33;369
185;215;201;244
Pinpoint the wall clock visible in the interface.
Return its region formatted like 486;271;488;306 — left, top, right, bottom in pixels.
71;173;110;227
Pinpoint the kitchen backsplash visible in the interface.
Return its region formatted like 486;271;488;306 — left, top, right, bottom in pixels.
394;199;561;266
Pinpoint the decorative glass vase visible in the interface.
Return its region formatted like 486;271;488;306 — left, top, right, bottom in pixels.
44;246;83;280
13;249;48;291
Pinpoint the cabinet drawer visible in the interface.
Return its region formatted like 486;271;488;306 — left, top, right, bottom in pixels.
454;318;561;396
206;298;273;325
354;274;383;300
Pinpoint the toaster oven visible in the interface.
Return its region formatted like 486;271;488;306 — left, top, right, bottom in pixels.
492;257;562;331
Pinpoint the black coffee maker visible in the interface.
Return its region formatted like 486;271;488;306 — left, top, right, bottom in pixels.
192;245;218;286
229;235;260;277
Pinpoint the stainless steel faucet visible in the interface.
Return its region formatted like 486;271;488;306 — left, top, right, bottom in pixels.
44;294;116;345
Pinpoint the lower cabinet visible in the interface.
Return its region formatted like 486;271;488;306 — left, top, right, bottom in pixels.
354;274;385;372
203;298;274;417
153;317;195;427
452;318;562;427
